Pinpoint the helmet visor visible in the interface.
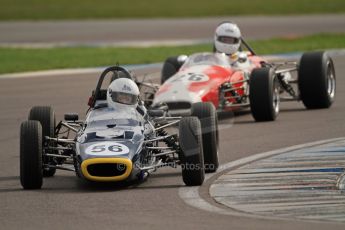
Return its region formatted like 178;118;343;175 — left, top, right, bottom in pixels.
217;36;239;44
111;92;137;105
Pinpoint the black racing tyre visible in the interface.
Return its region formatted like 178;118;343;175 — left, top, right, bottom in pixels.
161;56;183;84
20;121;43;189
178;117;205;186
29;106;56;177
191;102;219;173
298;51;336;109
249;67;280;122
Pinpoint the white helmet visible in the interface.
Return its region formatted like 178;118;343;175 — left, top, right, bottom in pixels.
107;78;140;110
214;22;241;55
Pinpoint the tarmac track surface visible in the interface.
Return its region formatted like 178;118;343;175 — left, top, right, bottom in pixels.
0;55;344;229
0;14;345;47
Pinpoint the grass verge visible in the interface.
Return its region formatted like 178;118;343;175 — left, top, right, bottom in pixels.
0;0;344;20
1;33;344;74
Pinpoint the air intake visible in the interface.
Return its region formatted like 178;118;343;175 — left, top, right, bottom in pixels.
87;163;126;177
81;158;132;182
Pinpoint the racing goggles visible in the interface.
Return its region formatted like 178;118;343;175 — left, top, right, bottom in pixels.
111;92;137;105
217;36;240;44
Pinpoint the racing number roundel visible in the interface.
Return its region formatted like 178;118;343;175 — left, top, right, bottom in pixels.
85;142;130;156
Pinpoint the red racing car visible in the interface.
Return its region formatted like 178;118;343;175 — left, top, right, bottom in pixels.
150;39;336;121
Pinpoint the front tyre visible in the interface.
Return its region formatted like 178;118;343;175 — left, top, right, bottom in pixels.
178;117;205;186
249;67;280;122
29;106;56;177
20;121;43;189
298;51;336;109
191;102;219;173
161;56;185;84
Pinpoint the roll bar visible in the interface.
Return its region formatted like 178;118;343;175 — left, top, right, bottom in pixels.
90;66;133;108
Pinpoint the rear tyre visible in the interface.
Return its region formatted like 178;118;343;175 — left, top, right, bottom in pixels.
20;121;43;189
29;106;56;177
298;51;336;109
249;67;279;121
191;102;219;173
161;56;184;84
178;117;205;186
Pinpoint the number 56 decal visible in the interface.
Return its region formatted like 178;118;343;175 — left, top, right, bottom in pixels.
85;142;130;155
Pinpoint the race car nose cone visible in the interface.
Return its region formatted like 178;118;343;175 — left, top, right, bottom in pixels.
81;158;133;182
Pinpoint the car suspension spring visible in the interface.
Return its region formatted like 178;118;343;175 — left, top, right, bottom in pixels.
157;129;179;151
277;74;297;98
220;83;242;104
74;155;82;178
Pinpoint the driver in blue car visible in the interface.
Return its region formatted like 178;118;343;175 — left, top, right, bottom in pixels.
107;77;148;118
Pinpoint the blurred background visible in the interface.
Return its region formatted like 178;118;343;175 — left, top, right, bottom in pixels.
0;0;344;74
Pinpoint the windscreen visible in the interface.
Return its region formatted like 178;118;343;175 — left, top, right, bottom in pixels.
87;119;139;128
181;52;230;68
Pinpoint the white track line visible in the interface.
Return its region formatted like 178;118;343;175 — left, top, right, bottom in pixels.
1;49;343;80
0;39;210;49
0;63;162;79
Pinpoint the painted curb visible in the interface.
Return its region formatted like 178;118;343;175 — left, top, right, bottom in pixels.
178;137;345;223
337;173;345;190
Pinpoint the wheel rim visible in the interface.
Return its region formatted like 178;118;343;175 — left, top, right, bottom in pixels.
327;61;336;100
273;80;280;115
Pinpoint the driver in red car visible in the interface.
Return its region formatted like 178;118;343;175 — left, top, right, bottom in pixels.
214;21;292;90
214;21;251;68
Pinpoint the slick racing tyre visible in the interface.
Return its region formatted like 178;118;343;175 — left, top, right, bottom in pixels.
29;106;56;177
20;121;43;189
191;102;219;173
250;67;280;122
178;117;205;186
161;56;184;84
298;51;336;109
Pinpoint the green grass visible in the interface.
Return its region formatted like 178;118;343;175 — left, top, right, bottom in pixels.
1;33;344;74
0;0;344;20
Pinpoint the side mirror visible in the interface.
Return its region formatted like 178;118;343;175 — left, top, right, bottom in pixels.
87;96;94;107
151;102;169;112
177;55;188;64
238;53;248;63
64;113;79;121
148;109;165;117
